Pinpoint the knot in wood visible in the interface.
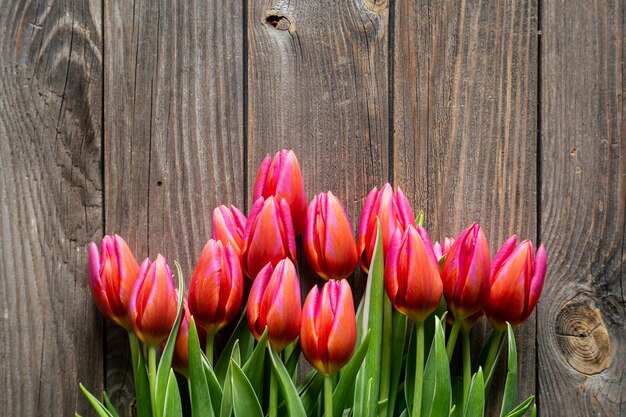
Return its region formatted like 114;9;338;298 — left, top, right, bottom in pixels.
555;300;610;375
265;14;293;31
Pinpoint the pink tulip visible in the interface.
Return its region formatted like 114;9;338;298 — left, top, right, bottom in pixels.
212;205;246;261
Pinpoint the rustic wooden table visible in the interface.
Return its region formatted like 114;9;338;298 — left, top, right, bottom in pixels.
1;1;623;416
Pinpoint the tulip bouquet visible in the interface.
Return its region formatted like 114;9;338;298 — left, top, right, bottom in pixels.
78;150;546;417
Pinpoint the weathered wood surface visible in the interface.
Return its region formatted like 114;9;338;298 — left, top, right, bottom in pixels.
393;1;539;414
538;0;625;415
0;0;104;416
103;0;245;412
0;0;624;416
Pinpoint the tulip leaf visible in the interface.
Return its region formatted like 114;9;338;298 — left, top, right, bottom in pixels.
220;361;234;417
450;377;463;417
531;404;537;417
299;372;324;415
215;309;253;385
162;369;182;417
387;308;408;417
78;383;114;417
378;293;394;414
476;329;506;393
230;340;241;366
128;332;152;417
268;347;307;417
462;369;484;417
404;322;417;409
333;331;370;417
188;317;214;417
202;355;223;417
416;211;424;227
155;262;185;415
422;316;452;417
499;324;518;417
103;391;120;417
503;396;534;417
355;220;385;417
285;339;302;381
242;327;268;401
230;359;264;417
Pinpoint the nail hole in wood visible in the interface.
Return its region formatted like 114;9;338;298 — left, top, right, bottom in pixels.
156;181;162;186
265;14;291;31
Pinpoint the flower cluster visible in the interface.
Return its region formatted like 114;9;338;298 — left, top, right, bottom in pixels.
81;149;546;417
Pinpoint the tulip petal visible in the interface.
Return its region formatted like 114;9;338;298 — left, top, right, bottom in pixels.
491;235;517;277
252;155;271;201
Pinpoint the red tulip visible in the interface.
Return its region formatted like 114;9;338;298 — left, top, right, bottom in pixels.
304;191;358;280
433;237;455;261
171;298;206;375
357;183;416;272
88;235;140;329
188;239;244;335
300;279;357;375
212;205;247;261
253;150;307;235
485;236;547;329
129;255;178;347
247;259;301;352
242;196;297;279
441;224;491;322
385;225;443;322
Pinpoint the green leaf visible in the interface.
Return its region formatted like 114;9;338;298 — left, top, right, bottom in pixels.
242;327;268;402
404;323;416;409
230;360;264;417
103;391;120;417
499;324;518;417
299;372;324;415
188;317;214;417
78;384;114;417
230;340;241;366
438;254;447;271
450;377;463;417
333;331;370;417
355;220;385;417
155;262;186;414
531;404;537;417
378;293;394;415
202;356;223;417
387;310;408;417
416;211;425;227
268;347;306;417
422;317;452;417
504;396;535;417
215;309;253;385
128;332;152;417
285;339;302;381
476;329;505;392
219;361;234;417
162;369;182;417
462;369;484;417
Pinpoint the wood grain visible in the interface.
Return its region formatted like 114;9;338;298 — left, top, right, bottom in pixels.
539;0;625;415
247;0;390;299
392;0;539;413
0;0;103;415
104;0;245;413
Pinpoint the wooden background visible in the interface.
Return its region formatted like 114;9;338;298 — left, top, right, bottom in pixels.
0;0;624;416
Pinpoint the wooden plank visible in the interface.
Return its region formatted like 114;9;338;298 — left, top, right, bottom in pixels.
104;0;245;412
539;0;625;415
0;0;103;415
393;0;539;414
247;0;390;298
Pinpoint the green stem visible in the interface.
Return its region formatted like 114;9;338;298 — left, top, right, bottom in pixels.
148;346;158;417
446;319;462;361
205;332;215;367
269;367;278;417
462;330;471;413
483;329;504;379
412;320;425;417
324;374;333;417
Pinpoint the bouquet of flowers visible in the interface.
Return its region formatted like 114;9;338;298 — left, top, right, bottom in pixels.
79;150;546;417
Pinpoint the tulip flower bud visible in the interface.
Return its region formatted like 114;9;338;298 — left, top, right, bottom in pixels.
441;224;491;322
129;255;178;347
212;205;247;261
300;279;357;375
385;225;443;322
242;196;297;279
247;259;302;352
357;183;416;272
304;191;358;280
433;237;455;261
88;235;140;329
171;299;206;376
253;150;307;235
485;236;547;329
188;239;244;335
